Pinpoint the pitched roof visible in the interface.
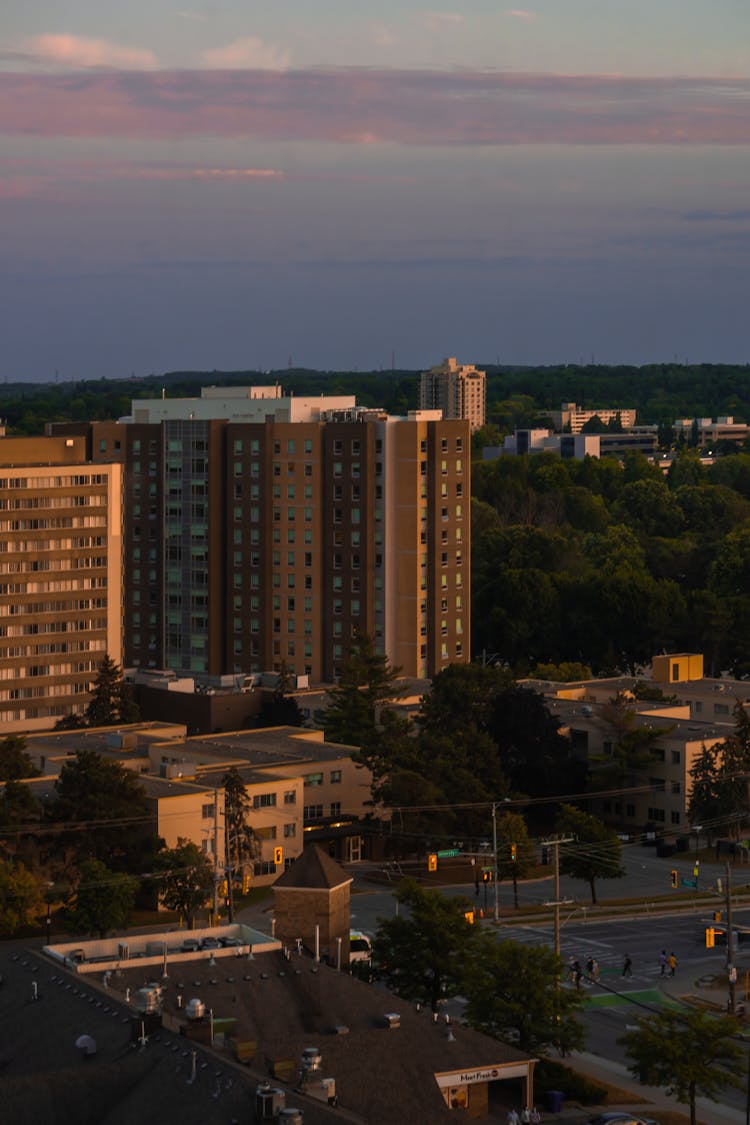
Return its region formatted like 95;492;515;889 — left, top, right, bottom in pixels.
274;845;353;891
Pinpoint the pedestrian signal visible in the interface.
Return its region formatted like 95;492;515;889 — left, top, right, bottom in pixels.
428;853;438;872
510;843;517;862
705;927;715;948
273;846;283;865
541;846;550;865
482;870;491;883
464;910;475;925
670;869;679;889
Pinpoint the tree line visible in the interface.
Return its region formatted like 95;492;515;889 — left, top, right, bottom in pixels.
472;449;750;676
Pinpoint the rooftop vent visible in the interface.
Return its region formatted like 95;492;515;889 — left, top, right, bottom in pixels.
185;997;205;1020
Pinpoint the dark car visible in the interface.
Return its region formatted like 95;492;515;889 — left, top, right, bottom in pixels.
201;937;221;950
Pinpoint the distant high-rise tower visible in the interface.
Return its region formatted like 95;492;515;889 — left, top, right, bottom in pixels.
419;357;486;432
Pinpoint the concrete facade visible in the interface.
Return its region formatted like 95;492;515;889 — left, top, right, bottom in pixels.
0;436;122;731
419;356;486;432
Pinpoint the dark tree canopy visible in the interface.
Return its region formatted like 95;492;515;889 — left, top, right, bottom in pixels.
0;736;41;782
319;631;402;746
155;838;214;928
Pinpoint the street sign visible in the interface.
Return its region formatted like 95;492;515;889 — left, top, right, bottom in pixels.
680;877;698;889
437;848;460;858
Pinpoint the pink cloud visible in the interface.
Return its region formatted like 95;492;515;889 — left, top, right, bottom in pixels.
0;69;748;145
504;9;538;21
201;36;289;70
26;34;158;70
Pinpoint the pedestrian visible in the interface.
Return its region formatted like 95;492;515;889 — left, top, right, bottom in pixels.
531;1109;541;1125
507;1109;520;1125
668;951;678;976
659;948;667;976
586;955;594;976
622;954;633;978
573;959;583;990
591;958;600;982
521;1108;532;1124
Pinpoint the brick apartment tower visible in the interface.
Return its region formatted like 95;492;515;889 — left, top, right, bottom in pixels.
419;357;486;432
0;434;122;732
73;386;469;684
272;844;353;966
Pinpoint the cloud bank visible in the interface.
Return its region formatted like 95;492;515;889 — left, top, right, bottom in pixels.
0;68;748;145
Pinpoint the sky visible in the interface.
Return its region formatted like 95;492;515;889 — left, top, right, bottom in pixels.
1;2;750;381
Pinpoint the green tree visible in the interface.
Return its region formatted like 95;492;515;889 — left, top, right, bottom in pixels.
65;858;137;938
85;654;140;727
319;631;402;746
463;939;584;1055
688;742;724;838
620;1008;742;1125
495;812;536;909
532;662;592;683
0;735;40;781
556;805;625;904
155;838;214;928
223;768;260;884
592;692;673;789
0;859;44;936
372;880;481;1012
52;750;151;865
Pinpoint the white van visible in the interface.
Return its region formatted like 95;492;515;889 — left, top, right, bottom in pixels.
349;931;373;964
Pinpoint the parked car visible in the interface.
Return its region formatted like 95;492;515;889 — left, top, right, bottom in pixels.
201;937;221;950
219;936;243;948
180;938;200;953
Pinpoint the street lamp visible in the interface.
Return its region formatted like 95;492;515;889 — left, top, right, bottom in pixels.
693;825;702;858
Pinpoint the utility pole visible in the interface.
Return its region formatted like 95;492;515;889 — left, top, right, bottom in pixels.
540;835;575;959
213;789;220;924
727;860;736;1014
492;802;500;923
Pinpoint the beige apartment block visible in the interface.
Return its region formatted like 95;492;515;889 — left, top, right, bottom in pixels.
0;436;122;732
547;402;637;434
525;655;750;832
419;357;487;432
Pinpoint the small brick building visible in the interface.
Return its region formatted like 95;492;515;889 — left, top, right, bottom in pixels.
273;845;353;966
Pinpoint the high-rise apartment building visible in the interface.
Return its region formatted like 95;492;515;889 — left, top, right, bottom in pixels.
419;357;486;432
0;434;122;732
80;387;469;684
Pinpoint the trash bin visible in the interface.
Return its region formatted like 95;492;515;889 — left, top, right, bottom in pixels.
546;1090;564;1114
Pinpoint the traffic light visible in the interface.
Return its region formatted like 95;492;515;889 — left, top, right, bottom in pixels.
705;927;715;949
464;910;475;925
482;870;491;883
670;869;679;888
273;846;283;866
510;843;517;862
541;846;550;866
428;853;438;872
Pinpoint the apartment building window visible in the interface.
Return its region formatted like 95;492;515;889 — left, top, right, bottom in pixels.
304;439;313;453
333;462;342;477
254;861;276;876
284;823;296;837
330;769;342;784
672;750;681;764
284;789;296;804
304;772;323;787
671;781;681;794
330;802;341;817
253;792;277;809
671;811;681;825
441;439;448;452
304;804;324;820
201;803;214;819
333;440;343;454
647;807;666;822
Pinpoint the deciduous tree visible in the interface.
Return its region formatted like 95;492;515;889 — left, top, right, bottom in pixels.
556;805;624;904
155;838;214;929
464;939;584;1056
0;859;44;936
620;1008;742;1125
372;879;481;1012
65;858;137;938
